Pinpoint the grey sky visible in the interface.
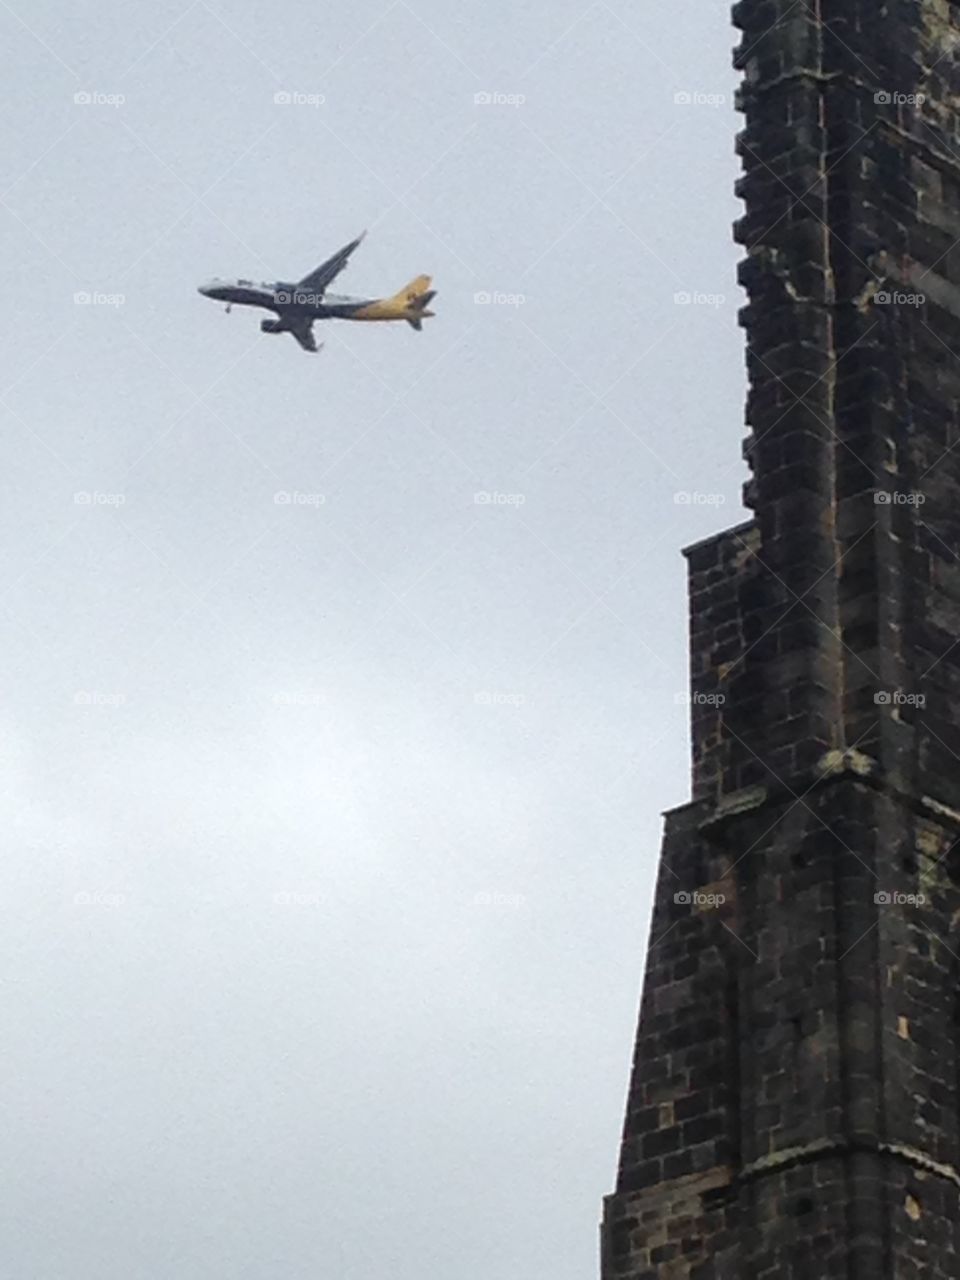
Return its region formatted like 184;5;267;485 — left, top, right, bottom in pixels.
1;2;742;1277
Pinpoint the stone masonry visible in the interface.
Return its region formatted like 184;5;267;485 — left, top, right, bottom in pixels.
601;3;960;1276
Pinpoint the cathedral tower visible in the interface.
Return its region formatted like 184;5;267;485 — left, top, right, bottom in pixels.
601;4;960;1275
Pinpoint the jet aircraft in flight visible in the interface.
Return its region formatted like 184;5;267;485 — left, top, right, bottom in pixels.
197;232;436;352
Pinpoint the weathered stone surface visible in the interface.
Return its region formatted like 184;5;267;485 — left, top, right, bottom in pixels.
601;3;960;1276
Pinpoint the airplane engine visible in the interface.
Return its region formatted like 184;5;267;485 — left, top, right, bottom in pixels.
260;319;285;334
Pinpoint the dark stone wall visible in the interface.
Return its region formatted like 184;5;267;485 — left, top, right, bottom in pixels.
602;801;742;1279
685;520;760;801
602;2;960;1275
731;0;960;806
604;769;960;1276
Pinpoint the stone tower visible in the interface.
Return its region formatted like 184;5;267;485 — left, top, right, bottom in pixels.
600;3;960;1277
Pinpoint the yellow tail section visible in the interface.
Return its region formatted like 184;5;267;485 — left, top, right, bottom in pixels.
350;275;436;324
391;274;432;304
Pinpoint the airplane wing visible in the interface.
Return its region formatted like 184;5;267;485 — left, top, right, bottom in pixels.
295;231;366;297
288;317;320;353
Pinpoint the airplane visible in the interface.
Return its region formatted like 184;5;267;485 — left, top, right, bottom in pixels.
197;232;436;353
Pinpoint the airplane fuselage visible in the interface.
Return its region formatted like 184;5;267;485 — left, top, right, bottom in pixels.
198;279;419;322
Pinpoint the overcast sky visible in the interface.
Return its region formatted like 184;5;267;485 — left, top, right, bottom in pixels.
0;3;743;1277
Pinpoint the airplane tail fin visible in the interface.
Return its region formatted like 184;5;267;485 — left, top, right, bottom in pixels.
392;274;432;303
393;277;435;329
